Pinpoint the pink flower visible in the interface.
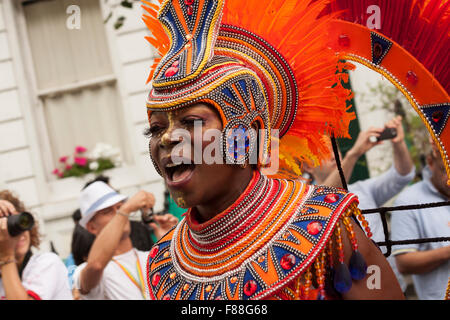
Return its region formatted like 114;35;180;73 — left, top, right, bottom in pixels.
58;172;64;178
74;157;88;166
75;146;87;154
65;164;72;170
59;156;68;163
52;169;60;175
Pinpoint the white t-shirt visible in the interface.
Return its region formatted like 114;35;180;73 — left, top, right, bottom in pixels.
0;252;72;300
73;248;149;300
391;167;450;300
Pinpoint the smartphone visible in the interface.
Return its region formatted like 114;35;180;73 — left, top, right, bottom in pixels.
376;127;397;142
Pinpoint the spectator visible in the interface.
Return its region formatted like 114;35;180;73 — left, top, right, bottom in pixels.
304;116;415;292
72;181;178;299
0;190;72;300
306;116;415;243
83;175;159;251
391;143;450;300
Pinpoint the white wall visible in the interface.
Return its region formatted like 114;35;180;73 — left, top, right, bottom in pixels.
350;62;404;176
0;0;165;258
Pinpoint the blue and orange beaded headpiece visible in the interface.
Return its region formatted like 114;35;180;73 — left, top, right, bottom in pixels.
143;0;355;175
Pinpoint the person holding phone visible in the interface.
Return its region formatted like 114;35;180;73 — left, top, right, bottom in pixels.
305;116;415;242
303;116;415;293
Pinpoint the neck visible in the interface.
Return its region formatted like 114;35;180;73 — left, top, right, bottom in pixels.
114;237;133;256
195;167;254;223
15;249;30;269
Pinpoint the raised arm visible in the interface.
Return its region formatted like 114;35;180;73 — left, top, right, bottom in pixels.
323;128;382;187
389;117;415;176
79;191;155;294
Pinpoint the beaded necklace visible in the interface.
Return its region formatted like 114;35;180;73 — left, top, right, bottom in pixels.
147;171;369;300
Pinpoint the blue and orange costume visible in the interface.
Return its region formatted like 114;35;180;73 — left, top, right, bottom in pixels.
141;0;449;300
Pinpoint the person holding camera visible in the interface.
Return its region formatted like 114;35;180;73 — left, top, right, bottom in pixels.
72;181;178;300
303;116;415;293
0;190;72;300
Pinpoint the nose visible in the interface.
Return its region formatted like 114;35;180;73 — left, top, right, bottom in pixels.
160;130;183;148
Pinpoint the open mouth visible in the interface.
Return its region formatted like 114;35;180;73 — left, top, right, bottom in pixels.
164;161;196;186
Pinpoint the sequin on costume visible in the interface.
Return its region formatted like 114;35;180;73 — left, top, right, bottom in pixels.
147;171;364;300
141;0;374;300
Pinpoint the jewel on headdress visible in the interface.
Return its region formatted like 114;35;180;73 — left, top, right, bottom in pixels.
373;42;383;59
164;60;179;77
338;34;351;48
406;70;418;86
432;111;443;123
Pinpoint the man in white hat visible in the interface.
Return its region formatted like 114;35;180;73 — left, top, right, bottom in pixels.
72;181;178;300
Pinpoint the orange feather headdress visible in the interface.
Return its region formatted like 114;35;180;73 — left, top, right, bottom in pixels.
142;0;355;177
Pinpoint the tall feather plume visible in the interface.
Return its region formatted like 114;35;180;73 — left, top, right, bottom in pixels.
141;0;169;83
328;0;450;93
222;0;355;175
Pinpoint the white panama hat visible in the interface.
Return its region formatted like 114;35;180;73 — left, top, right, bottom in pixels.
79;181;127;229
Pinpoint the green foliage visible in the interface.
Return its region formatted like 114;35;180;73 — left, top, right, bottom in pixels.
103;0;138;29
59;158;115;179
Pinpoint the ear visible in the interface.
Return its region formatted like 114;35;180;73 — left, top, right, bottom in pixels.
86;220;98;236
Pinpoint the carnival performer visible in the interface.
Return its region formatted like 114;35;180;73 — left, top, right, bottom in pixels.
142;0;406;300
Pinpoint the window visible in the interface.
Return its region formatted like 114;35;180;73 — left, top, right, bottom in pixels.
22;0;129;178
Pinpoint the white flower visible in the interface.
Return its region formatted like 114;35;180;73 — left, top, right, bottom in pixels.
89;161;99;171
88;143;122;169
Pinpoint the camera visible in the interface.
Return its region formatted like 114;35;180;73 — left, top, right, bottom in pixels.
7;212;35;237
141;208;155;224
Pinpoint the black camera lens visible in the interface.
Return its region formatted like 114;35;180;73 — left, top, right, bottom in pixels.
7;212;35;237
141;208;155;224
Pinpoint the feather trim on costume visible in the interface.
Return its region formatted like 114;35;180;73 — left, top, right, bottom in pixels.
328;0;449;93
